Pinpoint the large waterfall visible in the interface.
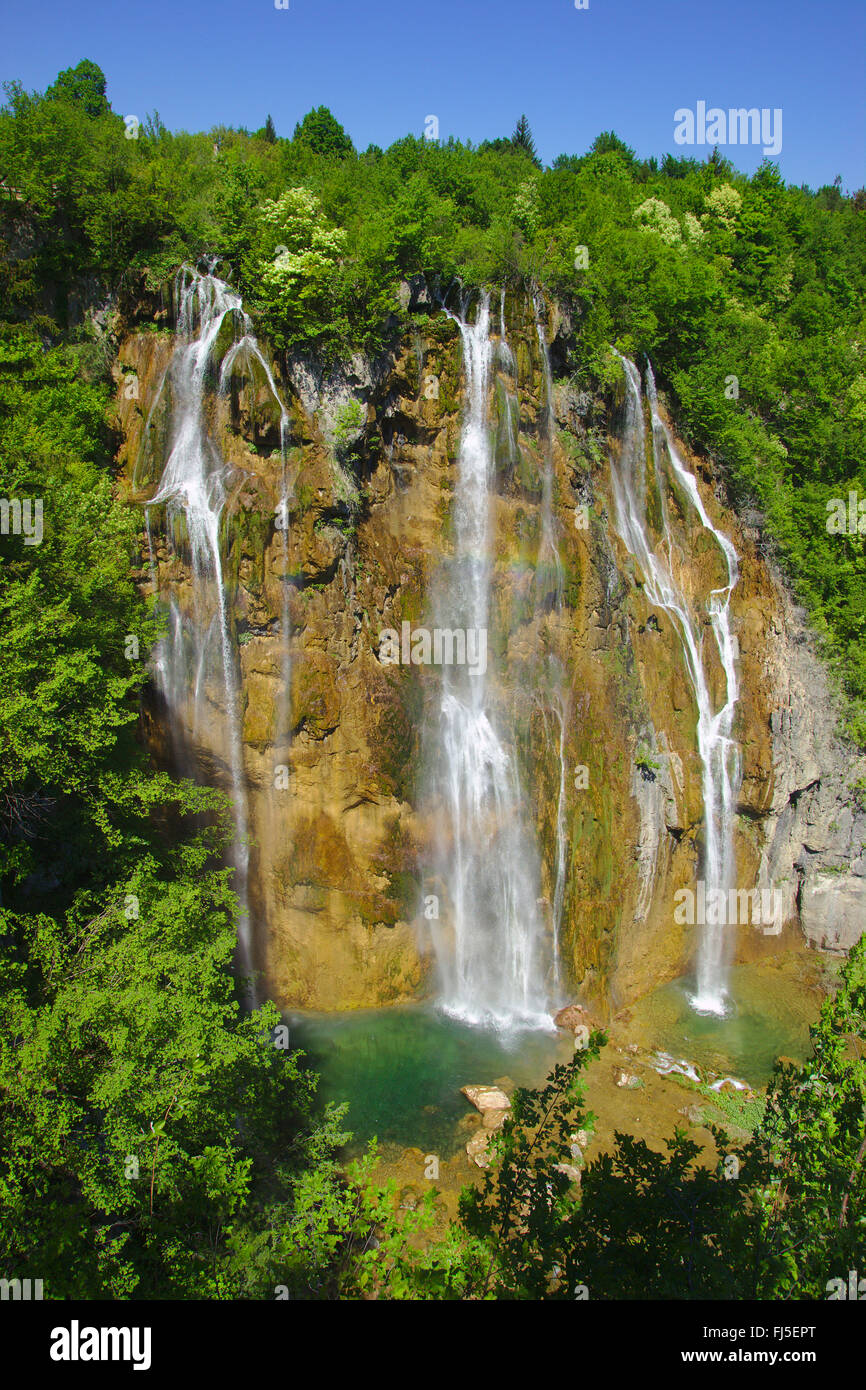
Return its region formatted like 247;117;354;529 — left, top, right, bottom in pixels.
425;292;552;1030
610;354;741;1014
139;263;291;993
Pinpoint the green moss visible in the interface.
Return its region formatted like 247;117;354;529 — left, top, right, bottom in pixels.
515;443;543;499
366;663;423;801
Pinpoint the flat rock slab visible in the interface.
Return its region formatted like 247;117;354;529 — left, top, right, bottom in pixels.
461;1085;511;1113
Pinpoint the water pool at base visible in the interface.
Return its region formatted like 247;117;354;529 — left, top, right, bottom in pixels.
626;961;823;1087
289;1005;569;1156
289;959;827;1156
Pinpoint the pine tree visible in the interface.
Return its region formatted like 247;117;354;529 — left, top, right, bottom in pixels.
264;113;276;143
511;114;539;165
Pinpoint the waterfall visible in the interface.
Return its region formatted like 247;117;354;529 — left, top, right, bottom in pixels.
426;291;551;1029
140;262;292;995
220;326;294;754
610;354;741;1015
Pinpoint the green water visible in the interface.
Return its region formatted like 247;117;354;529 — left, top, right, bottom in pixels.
628;962;819;1086
290;961;823;1155
290;1005;568;1155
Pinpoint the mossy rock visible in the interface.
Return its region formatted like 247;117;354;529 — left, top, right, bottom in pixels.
279;811;357;892
291;649;341;738
364;660;423;801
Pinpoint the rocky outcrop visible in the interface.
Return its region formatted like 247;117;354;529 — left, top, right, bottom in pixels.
460;1086;512;1114
741;578;866;953
114;281;866;1017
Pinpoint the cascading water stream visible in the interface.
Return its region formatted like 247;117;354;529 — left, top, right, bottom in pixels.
141;263;292;995
426;291;550;1029
609;354;741;1014
219;331;294;753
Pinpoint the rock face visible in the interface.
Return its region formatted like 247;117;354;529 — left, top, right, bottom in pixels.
800;875;866;952
743;584;866;955
114;281;866;1016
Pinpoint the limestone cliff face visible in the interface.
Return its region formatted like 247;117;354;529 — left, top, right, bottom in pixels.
113;282;866;1017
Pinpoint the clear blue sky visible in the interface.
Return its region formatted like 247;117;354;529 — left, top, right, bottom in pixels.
3;0;864;189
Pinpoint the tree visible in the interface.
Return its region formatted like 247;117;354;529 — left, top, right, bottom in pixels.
292;105;354;159
0;327;354;1299
253;188;347;349
590;130;636;164
511;114;540;165
373;939;866;1300
45;60;110;119
263;113;276;143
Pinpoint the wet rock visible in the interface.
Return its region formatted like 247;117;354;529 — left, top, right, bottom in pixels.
461;1085;511;1113
612;1066;642;1089
466;1130;493;1169
482;1109;510;1131
710;1077;747;1094
554;1004;593;1033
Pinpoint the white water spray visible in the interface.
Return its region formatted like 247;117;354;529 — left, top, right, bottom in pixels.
141;263;292;995
426;292;551;1029
610;354;741;1014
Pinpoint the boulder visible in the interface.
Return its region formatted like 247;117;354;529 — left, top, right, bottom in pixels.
461;1085;511;1113
466;1129;493;1169
554;1004;593;1033
553;1163;582;1185
612;1066;642;1089
482;1108;509;1131
678;1104;705;1126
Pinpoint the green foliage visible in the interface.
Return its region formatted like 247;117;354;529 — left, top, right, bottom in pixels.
365;943;866;1300
0;315;359;1301
733;935;866;1296
251;188;347;350
635;741;661;777
292;106;355;159
333;398;365;456
45;60;110;120
1;60;865;1301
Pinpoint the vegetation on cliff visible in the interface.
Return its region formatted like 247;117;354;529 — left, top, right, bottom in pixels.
2;63;863;737
0;319;354;1298
0;60;863;1300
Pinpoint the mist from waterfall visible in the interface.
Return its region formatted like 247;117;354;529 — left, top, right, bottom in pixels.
140;263;292;994
610;353;741;1015
425;291;551;1030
